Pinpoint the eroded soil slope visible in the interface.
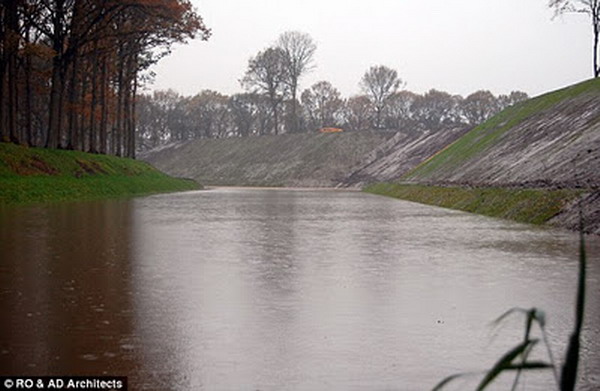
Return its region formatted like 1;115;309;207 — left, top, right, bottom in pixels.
339;127;470;187
140;131;395;187
404;78;600;189
363;78;600;233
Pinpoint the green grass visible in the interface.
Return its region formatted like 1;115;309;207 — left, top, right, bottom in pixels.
0;142;200;205
364;183;583;225
404;77;600;180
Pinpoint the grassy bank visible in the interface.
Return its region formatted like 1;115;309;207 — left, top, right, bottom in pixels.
0;143;200;205
403;77;600;182
364;183;583;225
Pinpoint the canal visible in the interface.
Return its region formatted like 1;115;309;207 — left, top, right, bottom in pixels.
1;188;599;390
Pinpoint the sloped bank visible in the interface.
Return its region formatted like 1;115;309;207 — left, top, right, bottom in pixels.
361;78;600;234
141;131;396;187
0;143;200;205
402;78;600;187
364;183;600;233
338;126;470;187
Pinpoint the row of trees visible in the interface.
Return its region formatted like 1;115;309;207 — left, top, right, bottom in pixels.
135;0;600;151
136;79;528;151
137;31;528;151
0;0;209;157
1;2;596;158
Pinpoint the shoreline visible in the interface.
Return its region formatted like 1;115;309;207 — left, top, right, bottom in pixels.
364;182;599;235
0;143;200;206
205;185;360;192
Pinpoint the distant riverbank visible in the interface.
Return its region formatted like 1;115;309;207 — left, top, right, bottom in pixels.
205;185;359;192
140;131;397;188
0;143;200;205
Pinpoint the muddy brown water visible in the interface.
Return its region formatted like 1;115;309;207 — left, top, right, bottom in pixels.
1;188;599;390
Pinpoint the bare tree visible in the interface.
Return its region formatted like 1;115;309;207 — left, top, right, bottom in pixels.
383;90;418;130
229;93;259;137
344;95;373;132
360;65;402;129
301;81;344;130
411;89;462;130
187;90;230;139
1;0;20;143
241;47;289;135
460;90;499;125
550;0;600;77
497;91;529;110
137;90;201;149
276;31;317;132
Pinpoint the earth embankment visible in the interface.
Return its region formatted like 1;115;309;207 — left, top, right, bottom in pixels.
0;143;199;205
362;78;600;233
141;131;396;187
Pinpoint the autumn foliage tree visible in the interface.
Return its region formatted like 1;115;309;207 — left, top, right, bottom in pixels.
0;0;210;157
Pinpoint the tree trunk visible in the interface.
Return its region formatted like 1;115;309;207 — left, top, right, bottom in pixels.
123;51;135;157
290;83;297;133
123;75;130;157
46;0;66;149
594;15;599;78
99;58;108;154
67;53;80;150
24;44;33;146
5;0;19;143
269;90;279;135
273;103;279;135
7;50;18;143
0;4;5;142
47;60;65;148
129;74;137;159
79;65;88;151
89;43;99;153
115;57;124;157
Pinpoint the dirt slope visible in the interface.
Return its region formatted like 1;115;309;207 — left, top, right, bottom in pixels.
339;126;470;187
363;78;600;233
140;131;395;187
403;78;600;189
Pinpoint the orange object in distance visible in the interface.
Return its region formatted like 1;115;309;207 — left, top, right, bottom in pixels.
319;127;343;133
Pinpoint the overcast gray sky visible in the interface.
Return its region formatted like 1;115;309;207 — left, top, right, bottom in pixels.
148;0;592;98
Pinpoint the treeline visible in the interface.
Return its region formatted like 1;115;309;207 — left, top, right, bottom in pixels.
137;31;528;151
0;0;209;158
137;80;528;151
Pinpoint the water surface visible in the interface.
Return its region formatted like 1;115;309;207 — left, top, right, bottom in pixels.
1;188;599;390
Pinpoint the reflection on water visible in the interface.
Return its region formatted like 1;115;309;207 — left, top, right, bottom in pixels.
1;188;599;390
0;201;138;376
